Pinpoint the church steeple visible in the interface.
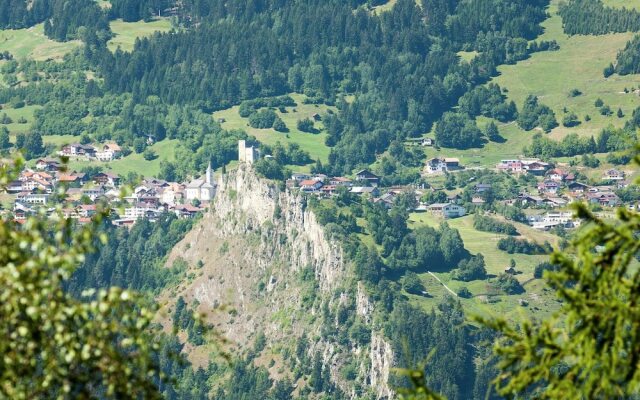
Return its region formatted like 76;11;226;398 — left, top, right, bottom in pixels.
205;161;213;184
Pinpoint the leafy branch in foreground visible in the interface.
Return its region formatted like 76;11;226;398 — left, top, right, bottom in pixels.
476;146;640;399
0;158;163;399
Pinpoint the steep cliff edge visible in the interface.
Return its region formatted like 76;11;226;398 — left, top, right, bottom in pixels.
160;165;394;398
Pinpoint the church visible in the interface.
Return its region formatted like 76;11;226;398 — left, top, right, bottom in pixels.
185;162;216;202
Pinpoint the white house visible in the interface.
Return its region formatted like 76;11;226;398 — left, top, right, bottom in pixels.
426;203;466;219
425;158;461;174
530;212;580;230
95;143;122;162
186;162;216;202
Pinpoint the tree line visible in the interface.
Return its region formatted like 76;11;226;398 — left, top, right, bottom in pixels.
559;0;640;35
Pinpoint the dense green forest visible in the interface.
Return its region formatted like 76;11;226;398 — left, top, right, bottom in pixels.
559;0;640;35
84;0;550;174
613;34;640;75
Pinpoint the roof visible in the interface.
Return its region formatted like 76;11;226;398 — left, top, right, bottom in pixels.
103;143;122;152
350;186;377;193
95;172;118;178
355;169;379;178
300;179;321;186
444;158;460;163
186;179;205;189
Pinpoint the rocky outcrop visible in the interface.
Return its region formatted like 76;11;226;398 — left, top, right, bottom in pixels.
162;165;393;398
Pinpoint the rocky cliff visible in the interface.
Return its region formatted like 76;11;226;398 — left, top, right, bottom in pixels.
161;165;394;399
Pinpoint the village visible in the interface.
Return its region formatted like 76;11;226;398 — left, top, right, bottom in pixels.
1;139;638;232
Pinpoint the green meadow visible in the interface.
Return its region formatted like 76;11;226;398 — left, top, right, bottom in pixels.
108;18;173;52
491;0;640;141
65;139;179;177
407;212;560;320
213;93;335;169
0;24;80;61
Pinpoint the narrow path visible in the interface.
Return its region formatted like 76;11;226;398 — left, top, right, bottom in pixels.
427;271;458;297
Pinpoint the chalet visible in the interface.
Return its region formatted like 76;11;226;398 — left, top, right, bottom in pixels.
299;179;324;193
374;192;398;209
426;158;461;174
320;185;337;197
422;138;434;147
617;179;632;189
496;160;524;173
355;169;380;186
542;197;568;208
587;192;620;207
94;172;120;187
530;212;579;230
16;191;49;205
471;196;486;205
59;143;97;158
160;183;185;206
291;173;312;182
35;158;61;172
172;204;202;219
405;138;433;147
567;181;590;193
124;203;164;221
58;173;87;187
545;168;568;182
522;159;550;175
602;169;625;181
21;177;53;193
426;203;466;219
329;177;352;187
77;204;97;218
447;193;462;204
6;180;23;193
95;143;122;162
82;187;106;201
519;194;544;206
537;180;560;195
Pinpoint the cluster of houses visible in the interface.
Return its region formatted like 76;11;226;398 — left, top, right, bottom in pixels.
2;159;218;227
58;143;123;162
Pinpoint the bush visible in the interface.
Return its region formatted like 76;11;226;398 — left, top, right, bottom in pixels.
496;273;524;295
273;117;288;132
562;112;580;127
457;286;472;298
402;272;425;295
497;237;552;255
249;109;278;129
568;88;582;97
473;214;519;235
143;148;157;161
452;254;487;282
297;118;315;133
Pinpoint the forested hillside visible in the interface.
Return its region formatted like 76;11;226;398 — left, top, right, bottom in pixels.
2;0;640;399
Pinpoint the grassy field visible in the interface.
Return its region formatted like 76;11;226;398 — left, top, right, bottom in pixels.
108;18;173;52
422;117;534;168
602;0;640;10
0;24;80;61
1;105;40;136
407;212;560;320
490;0;640;141
213;93;334;170
65;139;178;177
